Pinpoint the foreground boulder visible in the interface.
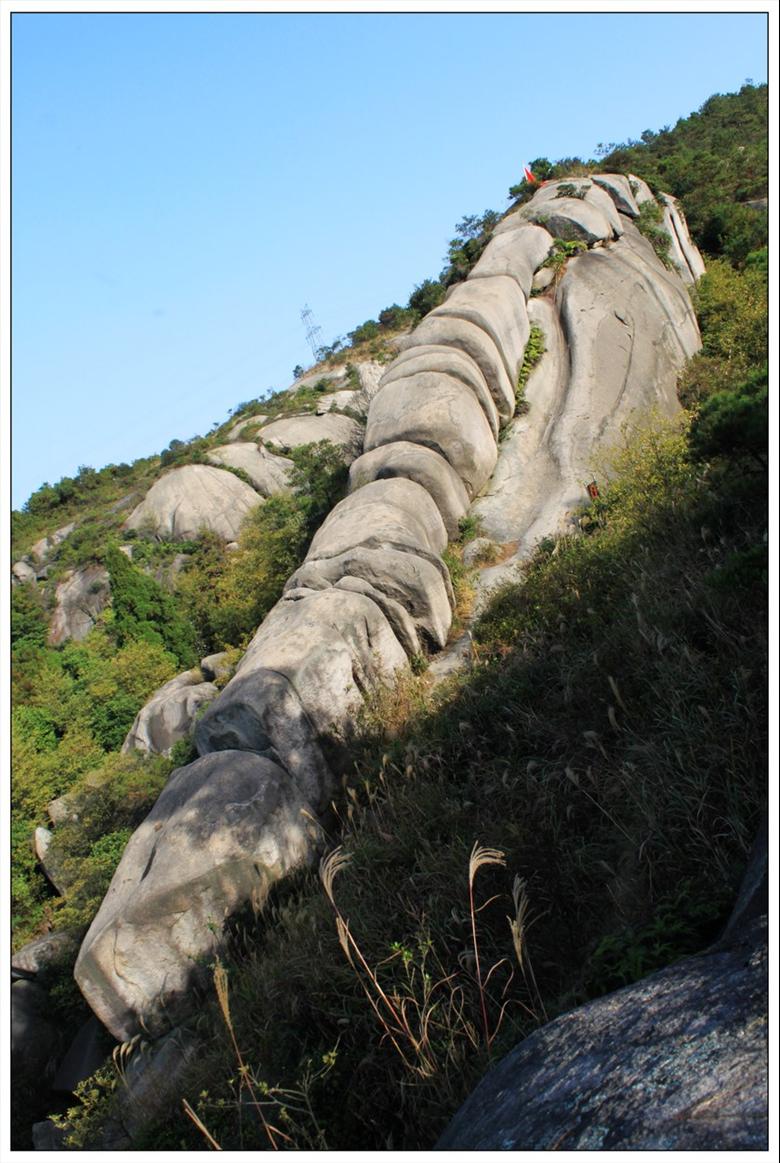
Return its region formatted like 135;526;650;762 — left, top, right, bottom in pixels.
437;915;767;1151
74;751;321;1041
125;464;260;541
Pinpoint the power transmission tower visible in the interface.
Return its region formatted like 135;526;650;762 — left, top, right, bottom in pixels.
300;304;324;363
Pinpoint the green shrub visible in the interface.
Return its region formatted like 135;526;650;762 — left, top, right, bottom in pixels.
516;324;546;411
106;544;197;667
635;200;673;266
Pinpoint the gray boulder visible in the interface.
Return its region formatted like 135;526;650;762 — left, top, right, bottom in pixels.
349;441;470;539
628;173;655;205
121;670;219;756
660;193;707;283
433;277;529;421
437;916;767;1151
306;477;448;562
364;372;497;499
381;343;500;438
199;651;235;684
53;1015;114;1093
12;928;82;976
32;1120;69;1150
206;442;292;495
469;223;554;299
315;389;362;415
125;464;260;541
30;521;76;564
257;413;364;462
288;544;453;651
12;559;37;584
48;564;111;646
225;413;268;442
406;313;516;427
195;589;409;806
590;172;640;217
74;751;321;1041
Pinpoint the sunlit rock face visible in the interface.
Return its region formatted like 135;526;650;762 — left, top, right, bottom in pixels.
124;463;260;541
76;175;703;1040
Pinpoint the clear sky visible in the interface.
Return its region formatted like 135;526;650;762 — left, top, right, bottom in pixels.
9;5;770;508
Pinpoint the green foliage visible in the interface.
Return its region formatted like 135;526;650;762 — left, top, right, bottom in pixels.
598;83;767;264
11;584;48;650
106;544;197;667
635;199;673;266
677;256;768;411
689;363;767;464
348;319;380;345
440;209;499;287
407;278;446;319
378;303;416;330
175;441;348;653
516;324;546;411
554;181;589;200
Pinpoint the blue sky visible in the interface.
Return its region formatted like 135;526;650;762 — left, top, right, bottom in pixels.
10;7;769;508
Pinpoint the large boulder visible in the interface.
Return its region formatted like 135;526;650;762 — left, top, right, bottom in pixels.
435;276;530;414
48;564;111;646
11;979;58;1079
195;588;409;806
469;223;554;299
12;929;82;976
660;194;707;284
288;544;453;650
225;413;268;442
437;915;767;1151
529;179;625;238
405;313;516;427
256;413;364;462
349;441;470;539
306;477;448;562
364;372;497;499
590;172;640;218
125;464;260;541
380;343;500;438
12;559;37;584
74;751;320;1041
30;521;76;564
206;442;292;495
121;670;219;756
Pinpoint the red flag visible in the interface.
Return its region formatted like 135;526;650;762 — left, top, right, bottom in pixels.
523;163;538;185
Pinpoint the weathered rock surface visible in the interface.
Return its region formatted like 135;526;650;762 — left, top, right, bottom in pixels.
469;222;554;299
381;343;500;438
12;559;38;584
306;477;448;562
122;670;219;756
406;313;516;426
529;179;625;239
48;564;111;646
315;389;362;415
364;372;497;498
225;412;268;442
125;464;260;542
523;195;616;245
436;276;530;414
12;929;82;976
195;589;409;806
348;441;471;539
30;522;76;564
437;915;767;1151
590;172;640;217
74;751;321;1041
257;413;363;461
660;193;707;284
288;545;453;650
199;651;234;684
206;442;292;495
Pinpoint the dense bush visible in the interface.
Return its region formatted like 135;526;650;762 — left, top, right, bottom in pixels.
106;544;197;667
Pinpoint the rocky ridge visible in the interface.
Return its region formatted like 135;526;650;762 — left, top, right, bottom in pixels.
70;173;703;1043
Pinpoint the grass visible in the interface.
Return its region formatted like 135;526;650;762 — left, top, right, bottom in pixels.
58;411;766;1151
